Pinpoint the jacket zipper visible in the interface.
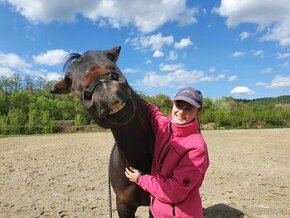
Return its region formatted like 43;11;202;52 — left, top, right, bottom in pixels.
156;123;172;170
172;204;176;217
158;146;172;173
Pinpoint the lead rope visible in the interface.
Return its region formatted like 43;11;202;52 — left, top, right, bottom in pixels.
108;146;113;218
108;172;112;218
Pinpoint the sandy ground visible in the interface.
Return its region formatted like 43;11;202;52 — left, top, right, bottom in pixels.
0;128;290;218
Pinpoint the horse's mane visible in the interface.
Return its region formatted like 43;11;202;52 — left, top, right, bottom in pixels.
131;90;153;133
63;53;82;72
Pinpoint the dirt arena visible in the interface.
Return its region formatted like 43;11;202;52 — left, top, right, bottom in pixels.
1;129;289;218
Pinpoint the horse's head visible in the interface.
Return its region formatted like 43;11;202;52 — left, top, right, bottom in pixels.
51;46;135;128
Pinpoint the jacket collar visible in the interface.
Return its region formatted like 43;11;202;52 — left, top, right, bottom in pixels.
168;116;200;137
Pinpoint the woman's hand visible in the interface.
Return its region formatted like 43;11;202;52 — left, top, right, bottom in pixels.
125;167;141;184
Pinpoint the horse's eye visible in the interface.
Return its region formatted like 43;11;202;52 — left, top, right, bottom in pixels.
64;76;72;86
110;72;119;81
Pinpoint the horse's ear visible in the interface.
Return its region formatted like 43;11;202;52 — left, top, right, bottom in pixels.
110;46;121;62
50;79;71;94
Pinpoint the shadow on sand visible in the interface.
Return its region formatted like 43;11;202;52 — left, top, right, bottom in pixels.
203;204;244;218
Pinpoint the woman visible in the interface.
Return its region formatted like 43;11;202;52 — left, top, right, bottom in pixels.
125;87;209;218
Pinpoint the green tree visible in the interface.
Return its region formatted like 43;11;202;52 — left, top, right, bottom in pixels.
143;93;172;115
27;108;38;133
41;110;53;133
10;73;22;92
43;80;58;93
10;91;36;115
7;109;26;134
0;92;7;115
0;115;9;134
23;75;34;91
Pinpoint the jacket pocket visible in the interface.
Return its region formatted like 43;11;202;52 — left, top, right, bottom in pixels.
157;145;181;176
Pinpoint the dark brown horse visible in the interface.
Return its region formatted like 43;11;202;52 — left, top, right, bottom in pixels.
50;47;154;217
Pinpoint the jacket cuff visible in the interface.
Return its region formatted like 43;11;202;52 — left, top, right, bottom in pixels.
137;174;141;184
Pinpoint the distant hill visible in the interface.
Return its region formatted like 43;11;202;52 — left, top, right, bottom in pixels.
236;95;290;104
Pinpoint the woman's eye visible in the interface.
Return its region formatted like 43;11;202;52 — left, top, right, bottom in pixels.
176;102;193;112
185;107;193;112
176;103;181;108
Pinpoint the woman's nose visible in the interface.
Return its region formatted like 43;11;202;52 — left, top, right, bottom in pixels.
178;108;186;114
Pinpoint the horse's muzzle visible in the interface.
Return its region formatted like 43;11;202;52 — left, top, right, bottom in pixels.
84;71;119;100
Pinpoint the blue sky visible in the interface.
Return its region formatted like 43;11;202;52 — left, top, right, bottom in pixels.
0;0;290;99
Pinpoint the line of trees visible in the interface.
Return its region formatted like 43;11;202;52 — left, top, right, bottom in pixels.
145;94;290;129
1;74;290;136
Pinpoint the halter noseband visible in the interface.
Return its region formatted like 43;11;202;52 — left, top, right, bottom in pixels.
84;71;119;98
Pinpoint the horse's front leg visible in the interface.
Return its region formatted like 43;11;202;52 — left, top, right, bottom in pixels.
114;183;141;217
116;197;137;218
109;145;140;217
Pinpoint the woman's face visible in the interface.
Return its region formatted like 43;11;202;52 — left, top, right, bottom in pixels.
171;100;200;125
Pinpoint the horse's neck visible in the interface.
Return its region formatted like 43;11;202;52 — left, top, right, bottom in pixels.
110;100;153;168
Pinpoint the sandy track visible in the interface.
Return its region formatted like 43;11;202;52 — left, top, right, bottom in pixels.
0;129;290;217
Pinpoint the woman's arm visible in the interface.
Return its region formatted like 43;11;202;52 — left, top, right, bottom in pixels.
138;147;209;204
146;102;167;134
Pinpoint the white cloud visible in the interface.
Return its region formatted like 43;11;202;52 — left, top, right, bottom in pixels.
268;75;290;88
139;69;204;88
217;74;226;80
252;50;264;58
200;74;225;82
33;49;69;66
209;67;216;73
175;7;198;27
279;62;290;68
216;0;290;47
228;75;238;81
124;68;138;73
261;68;272;74
0;52;63;81
232;51;245;57
32;68;66;81
45;72;62;81
239;31;250;40
152;50;164;58
230;86;255;95
139;69;226;88
262;18;290;47
4;0;198;33
167;51;178;61
277;52;290;59
0;52;30;69
159;63;183;71
256;82;267;87
174;37;193;49
0;66;17;77
256;75;290;88
128;33;174;51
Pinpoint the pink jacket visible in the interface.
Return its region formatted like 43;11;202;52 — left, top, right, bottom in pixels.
138;105;209;218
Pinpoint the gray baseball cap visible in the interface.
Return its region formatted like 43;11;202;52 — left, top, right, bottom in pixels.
172;87;203;108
